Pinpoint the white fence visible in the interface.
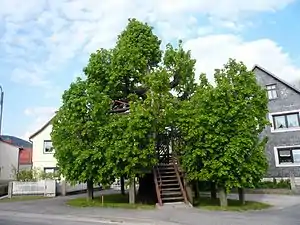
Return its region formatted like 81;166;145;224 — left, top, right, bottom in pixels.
111;179;121;190
66;182;87;192
110;178;137;191
56;181;92;195
8;180;102;197
10;180;56;197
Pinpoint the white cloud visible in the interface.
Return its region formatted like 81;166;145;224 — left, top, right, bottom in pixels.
24;106;56;117
22;107;56;140
0;0;296;91
184;34;300;83
0;0;46;22
2;0;300;138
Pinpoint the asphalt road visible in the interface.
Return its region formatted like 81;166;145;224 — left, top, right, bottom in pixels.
0;218;114;225
0;212;163;225
1;190;300;225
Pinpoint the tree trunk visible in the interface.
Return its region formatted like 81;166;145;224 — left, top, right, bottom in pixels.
194;181;199;199
87;179;94;200
129;178;136;204
210;182;217;199
238;188;245;205
185;181;194;205
218;186;227;207
120;176;125;195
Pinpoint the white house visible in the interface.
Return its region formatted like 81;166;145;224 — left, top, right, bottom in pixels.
0;140;20;181
29;118;58;173
28;117;103;194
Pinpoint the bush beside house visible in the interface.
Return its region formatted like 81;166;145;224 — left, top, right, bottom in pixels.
12;168;60;182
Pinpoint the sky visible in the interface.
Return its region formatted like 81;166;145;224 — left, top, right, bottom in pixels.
0;0;300;140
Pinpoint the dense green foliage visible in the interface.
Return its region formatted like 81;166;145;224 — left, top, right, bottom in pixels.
51;18;269;204
51;79;115;186
178;59;269;192
51;18;196;192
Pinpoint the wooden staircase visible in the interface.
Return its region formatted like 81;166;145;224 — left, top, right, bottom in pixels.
153;157;189;206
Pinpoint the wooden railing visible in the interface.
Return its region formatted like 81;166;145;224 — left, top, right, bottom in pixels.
171;155;189;204
153;166;163;206
157;166;162;187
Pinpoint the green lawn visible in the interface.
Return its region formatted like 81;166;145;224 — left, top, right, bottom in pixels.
67;193;155;209
194;197;272;211
0;196;47;202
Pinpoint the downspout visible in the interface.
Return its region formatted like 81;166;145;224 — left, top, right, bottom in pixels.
17;148;21;175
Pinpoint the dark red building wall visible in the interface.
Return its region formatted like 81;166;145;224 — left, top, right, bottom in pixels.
19;148;32;164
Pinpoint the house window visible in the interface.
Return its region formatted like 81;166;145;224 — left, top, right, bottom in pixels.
273;113;300;130
266;84;278;100
277;147;300;165
43;140;55;154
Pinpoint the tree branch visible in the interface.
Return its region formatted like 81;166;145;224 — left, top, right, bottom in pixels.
169;71;180;89
131;71;180;98
110;71;181;113
110;107;130;113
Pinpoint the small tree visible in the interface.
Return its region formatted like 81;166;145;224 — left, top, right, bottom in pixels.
51;79;115;200
179;59;269;206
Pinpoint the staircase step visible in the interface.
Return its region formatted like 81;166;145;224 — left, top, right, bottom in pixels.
162;179;178;183
161;171;176;174
159;169;175;173
158;164;173;167
162;183;180;187
161;179;177;183
161;175;177;179
161;187;181;192
162;196;184;201
161;191;182;196
161;174;176;178
158;166;174;170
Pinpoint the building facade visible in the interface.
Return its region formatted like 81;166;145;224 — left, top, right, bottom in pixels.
254;65;300;178
29;119;58;173
18;148;32;170
0;136;32;170
0;141;20;181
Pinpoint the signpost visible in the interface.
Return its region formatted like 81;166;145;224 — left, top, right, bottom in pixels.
0;85;3;135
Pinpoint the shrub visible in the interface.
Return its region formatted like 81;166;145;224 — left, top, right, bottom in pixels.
253;179;290;189
12;168;60;182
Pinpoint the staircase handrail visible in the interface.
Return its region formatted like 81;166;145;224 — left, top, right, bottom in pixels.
153;166;163;206
171;155;189;204
157;166;162;187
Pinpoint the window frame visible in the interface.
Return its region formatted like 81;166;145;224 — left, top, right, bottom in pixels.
43;140;55;154
269;110;300;133
274;146;300;167
266;84;278;100
273;113;300;129
44;167;58;173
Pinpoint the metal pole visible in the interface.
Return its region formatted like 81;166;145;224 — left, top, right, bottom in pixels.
0;86;4;135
